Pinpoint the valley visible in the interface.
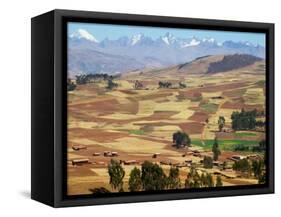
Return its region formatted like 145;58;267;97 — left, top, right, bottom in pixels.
67;54;266;195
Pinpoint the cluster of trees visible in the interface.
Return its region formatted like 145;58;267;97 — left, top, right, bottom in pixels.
158;81;172;88
108;160;182;192
217;109;265;132
108;159;125;191
231;109;258;130
67;79;76;91
158;81;187;89
75;73;114;85
233;158;251;174
172;131;191;149
234;140;266;152
107;159;223;192
185;167;223;188
252;140;266;152
232;158;266;183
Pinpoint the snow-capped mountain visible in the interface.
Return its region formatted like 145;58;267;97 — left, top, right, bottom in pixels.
160;32;177;45
181;38;201;47
70;29;99;43
68;30;265;75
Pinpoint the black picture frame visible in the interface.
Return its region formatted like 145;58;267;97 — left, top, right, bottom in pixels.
31;9;274;207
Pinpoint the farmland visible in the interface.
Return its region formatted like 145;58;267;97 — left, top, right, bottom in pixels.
67;56;266;195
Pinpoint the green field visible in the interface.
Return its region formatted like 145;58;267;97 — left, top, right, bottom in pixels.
200;102;219;113
192;139;259;151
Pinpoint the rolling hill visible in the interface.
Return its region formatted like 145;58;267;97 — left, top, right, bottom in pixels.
122;54;265;78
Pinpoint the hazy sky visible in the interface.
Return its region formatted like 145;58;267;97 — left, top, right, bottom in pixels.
68;22;266;46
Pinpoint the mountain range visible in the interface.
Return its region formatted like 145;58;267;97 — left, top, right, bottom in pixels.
68;29;265;76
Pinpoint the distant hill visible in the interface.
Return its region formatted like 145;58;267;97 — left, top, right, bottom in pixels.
122;54;265;79
177;54;264;75
206;54;263;74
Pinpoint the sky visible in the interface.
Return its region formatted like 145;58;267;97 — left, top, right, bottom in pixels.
68;22;266;46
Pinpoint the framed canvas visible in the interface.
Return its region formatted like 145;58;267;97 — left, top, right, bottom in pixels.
31;9;274;207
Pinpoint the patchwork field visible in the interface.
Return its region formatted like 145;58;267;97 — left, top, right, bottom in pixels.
67;60;266;195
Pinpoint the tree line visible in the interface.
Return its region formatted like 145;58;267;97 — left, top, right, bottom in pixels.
67;73;119;91
232;157;266;184
107;159;223;193
75;73;115;85
214;109;265;132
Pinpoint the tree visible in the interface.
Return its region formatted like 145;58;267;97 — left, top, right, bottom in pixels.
75;74;89;84
167;167;181;189
233;159;251;176
258;172;266;184
108;159;125;191
216;176;223;187
218;116;225;132
185;167;201;188
107;79;118;90
252;159;264;178
172;131;191;148
205;173;214;187
141;161;167;191
212;137;221;161
128;167;142;192
203;156;213;169
159;81;172;88
67;79;76;91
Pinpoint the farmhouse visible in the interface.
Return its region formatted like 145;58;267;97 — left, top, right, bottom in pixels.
247;154;261;161
152;153;160;158
104;151;112;157
103;151;119;157
72;145;87;151
123;160;139;165
229;155;247;161
213;161;223;167
111;151;119;157
72;158;89;166
223;127;233;133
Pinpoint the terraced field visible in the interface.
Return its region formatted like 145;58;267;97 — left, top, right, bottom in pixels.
67;60;266;195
